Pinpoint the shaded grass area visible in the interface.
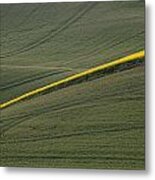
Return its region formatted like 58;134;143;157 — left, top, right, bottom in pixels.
0;66;145;169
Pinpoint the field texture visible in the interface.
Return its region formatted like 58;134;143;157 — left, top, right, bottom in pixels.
0;1;145;169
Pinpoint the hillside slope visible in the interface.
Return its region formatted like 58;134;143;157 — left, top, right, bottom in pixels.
1;66;144;169
0;1;145;169
0;1;144;102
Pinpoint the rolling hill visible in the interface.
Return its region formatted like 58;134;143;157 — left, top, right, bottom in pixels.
0;1;145;169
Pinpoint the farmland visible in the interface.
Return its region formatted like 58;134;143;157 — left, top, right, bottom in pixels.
0;1;145;169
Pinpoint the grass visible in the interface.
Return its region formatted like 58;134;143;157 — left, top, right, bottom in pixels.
0;1;144;102
1;66;145;169
0;1;145;169
0;50;144;108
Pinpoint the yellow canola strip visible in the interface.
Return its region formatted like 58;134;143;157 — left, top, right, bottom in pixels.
0;50;145;109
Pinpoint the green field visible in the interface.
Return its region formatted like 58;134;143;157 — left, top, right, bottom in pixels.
0;1;145;169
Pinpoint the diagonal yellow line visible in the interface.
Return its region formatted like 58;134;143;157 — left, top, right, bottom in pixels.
0;50;145;109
